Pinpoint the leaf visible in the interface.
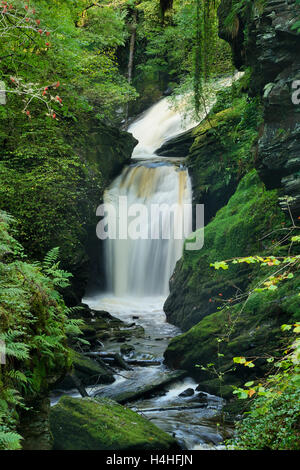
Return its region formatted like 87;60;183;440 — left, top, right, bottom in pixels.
245;381;254;387
245;361;255;368
233;357;246;364
210;261;228;270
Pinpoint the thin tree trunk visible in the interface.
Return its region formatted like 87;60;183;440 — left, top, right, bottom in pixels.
125;9;137;127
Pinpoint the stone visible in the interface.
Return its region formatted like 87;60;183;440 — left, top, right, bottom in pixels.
120;343;135;356
55;351;114;390
50;396;179;450
179;388;194;397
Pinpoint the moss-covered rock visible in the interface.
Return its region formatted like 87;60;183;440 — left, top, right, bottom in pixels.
164;274;300;399
50;396;179;450
164;170;284;331
57;351;114;390
156;88;261;225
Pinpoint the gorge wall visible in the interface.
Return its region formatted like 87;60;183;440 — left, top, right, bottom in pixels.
163;0;300;396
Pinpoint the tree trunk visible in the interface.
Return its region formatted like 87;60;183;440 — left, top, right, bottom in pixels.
125;9;138;127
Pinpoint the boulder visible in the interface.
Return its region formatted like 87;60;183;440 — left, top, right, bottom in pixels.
50;396;179;450
179;388;194;398
56;351;114;390
120;343;135;356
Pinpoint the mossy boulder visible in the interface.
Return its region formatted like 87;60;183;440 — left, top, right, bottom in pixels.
56;351;114;390
164;170;284;331
50;396;179;450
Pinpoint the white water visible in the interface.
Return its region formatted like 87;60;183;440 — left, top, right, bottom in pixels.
103;94;196;297
102;74;244;297
129;95;198;159
104;164;192;296
81;80;239;449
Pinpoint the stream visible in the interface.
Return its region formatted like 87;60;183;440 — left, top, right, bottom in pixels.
81;296;230;450
52;83;237;450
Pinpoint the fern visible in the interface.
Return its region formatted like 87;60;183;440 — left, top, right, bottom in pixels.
0;211;74;449
42;247;60;270
0;431;22;450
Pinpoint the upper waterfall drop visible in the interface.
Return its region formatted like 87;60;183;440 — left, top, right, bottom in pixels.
128;96;198;159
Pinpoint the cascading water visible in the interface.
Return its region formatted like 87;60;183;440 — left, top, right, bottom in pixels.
103;96;195;297
80;81;239;449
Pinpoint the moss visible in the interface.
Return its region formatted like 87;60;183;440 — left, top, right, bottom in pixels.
57;351;114;389
164;272;300;399
187;92;262;224
0;115;136;304
50;396;179;450
165;170;285;330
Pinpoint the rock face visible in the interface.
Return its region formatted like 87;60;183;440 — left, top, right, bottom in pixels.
164;171;283;330
65;120;137;304
19;398;53;450
219;0;300;217
50;396;179;450
163;0;300;399
164;271;300;399
155;129;195;158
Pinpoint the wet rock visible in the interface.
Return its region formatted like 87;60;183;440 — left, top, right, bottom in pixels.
95;370;188;404
189;392;209;405
120;343;135;356
201;431;223;446
55;351;114;390
219;0;300;218
155;129;195;158
179;388;195;398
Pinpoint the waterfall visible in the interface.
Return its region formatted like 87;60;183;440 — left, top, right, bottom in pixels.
102;76;243;297
102;96;195;297
129;96;198;159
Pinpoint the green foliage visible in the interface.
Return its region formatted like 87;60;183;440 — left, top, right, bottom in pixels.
0;211;76;449
224;0;266;37
0;0;137;122
132;0;232;115
228;325;300;450
209;227;299;449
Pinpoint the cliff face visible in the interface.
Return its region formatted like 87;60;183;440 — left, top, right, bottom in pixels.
164;0;300;331
163;0;300;392
219;0;300;216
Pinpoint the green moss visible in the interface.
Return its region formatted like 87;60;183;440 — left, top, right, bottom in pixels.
164;269;300;399
50;396;178;450
187;91;262;224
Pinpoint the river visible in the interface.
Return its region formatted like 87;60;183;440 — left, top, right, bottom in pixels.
79;88;236;450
